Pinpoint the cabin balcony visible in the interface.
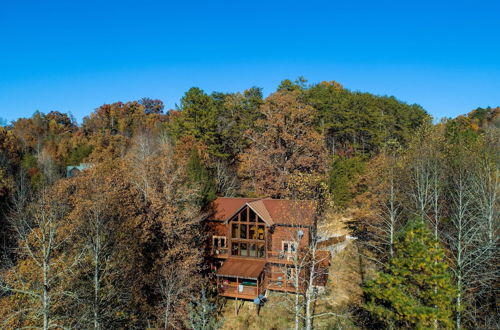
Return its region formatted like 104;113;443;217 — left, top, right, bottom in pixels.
218;282;259;300
267;280;298;293
266;251;295;265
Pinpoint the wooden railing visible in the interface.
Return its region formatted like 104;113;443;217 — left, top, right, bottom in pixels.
267;280;298;293
211;247;229;257
211;248;298;264
219;284;258;299
267;251;295;263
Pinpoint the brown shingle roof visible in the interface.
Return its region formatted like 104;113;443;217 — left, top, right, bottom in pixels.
247;200;273;223
210;197;259;221
208;197;317;226
261;199;316;226
216;258;266;279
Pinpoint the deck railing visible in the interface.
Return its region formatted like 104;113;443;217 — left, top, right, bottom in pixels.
267;251;295;263
211;247;229;257
211;248;298;264
219;284;258;298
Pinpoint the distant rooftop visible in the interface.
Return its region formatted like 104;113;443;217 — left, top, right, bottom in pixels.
66;163;92;177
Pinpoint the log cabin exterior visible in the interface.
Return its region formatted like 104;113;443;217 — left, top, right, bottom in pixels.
204;197;330;300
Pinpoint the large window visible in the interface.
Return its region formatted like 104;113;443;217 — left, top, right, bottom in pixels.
231;242;265;257
229;207;266;258
230;213;265;241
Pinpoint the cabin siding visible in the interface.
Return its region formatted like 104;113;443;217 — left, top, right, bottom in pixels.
206;221;227;237
271;226;310;251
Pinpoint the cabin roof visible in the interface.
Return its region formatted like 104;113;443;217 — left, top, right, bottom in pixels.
210;197;260;221
247;200;273;223
216;258;266;280
66;163;92;177
208;197;316;226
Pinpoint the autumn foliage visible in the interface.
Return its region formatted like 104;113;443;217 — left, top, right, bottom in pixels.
0;78;496;329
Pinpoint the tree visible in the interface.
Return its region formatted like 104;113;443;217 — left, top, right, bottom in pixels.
364;220;455;329
275;176;339;330
125;136;206;328
0;182;77;329
186;286;222;330
238;90;327;198
66;165;137;329
186;147;216;207
443;137;496;329
403;124;446;238
139;97;165;115
328;155;365;208
170;87;262;160
305;81;430;156
350;144;404;268
169;87;221;157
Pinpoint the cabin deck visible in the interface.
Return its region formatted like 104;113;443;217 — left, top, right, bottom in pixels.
219;284;259;300
267;283;297;293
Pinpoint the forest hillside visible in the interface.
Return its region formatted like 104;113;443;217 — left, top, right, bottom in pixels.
0;79;498;329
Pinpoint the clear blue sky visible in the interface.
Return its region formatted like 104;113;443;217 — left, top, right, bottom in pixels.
0;0;499;124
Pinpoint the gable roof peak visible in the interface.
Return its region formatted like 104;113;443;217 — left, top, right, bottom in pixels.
209;196;316;226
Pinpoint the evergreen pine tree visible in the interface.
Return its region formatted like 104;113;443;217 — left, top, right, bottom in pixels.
186;148;216;206
364;219;455;329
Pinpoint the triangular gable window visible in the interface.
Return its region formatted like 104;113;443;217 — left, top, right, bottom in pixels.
229;206;266;258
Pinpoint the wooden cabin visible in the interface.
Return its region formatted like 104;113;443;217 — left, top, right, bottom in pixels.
204;197;330;300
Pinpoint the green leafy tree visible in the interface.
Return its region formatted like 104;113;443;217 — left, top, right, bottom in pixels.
186;148;216;207
364;219;455;329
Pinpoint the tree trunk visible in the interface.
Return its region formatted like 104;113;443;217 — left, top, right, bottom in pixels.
43;256;49;330
164;295;171;330
93;228;101;330
305;234;318;330
292;250;302;330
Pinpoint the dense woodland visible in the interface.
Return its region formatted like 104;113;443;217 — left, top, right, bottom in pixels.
0;78;498;329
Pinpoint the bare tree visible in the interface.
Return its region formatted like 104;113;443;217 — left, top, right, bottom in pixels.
445;163;492;329
355;151;403;265
127;138;205;328
213;159;239;197
469;138;500;327
2;183;76;329
303;229;337;330
128;131;159;202
372;152;402;260
37;148;61;185
69;173;130;330
404;126;440;222
157;263;193;329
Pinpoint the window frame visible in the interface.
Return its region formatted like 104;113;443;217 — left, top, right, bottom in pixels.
229;206;267;258
212;235;227;248
282;241;298;253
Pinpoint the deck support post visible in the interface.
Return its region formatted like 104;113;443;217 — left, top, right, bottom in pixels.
235;277;239;315
257;274;260;295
